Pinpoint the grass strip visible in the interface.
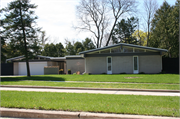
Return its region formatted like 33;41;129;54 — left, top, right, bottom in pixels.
1;91;179;117
1;74;179;84
1;81;179;90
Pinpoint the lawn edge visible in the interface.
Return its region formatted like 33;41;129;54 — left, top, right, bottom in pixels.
1;107;179;119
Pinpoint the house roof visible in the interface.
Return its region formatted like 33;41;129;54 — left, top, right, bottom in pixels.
79;43;168;54
6;55;83;62
6;55;25;63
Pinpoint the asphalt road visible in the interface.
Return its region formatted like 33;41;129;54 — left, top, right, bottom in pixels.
1;87;180;96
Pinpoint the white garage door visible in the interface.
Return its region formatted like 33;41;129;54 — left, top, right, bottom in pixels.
18;62;47;75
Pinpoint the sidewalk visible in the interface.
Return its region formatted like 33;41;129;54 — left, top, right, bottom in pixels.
1;86;180;96
1;108;179;119
1;85;179;92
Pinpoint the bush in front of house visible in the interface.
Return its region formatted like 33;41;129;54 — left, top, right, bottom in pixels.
138;72;145;74
83;73;91;75
102;73;107;74
59;69;63;74
120;72;126;74
68;69;71;74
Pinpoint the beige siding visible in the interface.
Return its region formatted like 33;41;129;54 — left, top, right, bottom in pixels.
66;59;85;74
139;55;162;73
86;57;106;74
112;56;133;74
13;62;19;75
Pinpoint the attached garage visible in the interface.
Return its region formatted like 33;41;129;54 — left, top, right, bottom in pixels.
14;62;48;75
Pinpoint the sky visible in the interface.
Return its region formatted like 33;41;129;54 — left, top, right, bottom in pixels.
1;0;177;46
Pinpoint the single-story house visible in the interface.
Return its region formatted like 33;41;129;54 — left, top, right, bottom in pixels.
4;43;167;75
6;55;84;75
79;43;167;74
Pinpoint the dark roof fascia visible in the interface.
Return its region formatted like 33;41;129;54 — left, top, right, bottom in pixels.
13;60;51;62
6;55;25;62
79;43;168;54
85;52;161;57
66;57;84;59
37;55;52;59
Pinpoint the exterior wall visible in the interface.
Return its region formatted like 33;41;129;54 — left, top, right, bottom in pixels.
85;55;162;74
112;56;133;74
14;62;19;75
139;55;162;73
86;57;106;74
66;59;85;74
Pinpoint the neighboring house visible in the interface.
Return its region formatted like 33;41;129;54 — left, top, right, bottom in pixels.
79;43;167;74
6;55;84;75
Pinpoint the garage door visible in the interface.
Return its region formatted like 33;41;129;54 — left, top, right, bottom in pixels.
18;62;47;75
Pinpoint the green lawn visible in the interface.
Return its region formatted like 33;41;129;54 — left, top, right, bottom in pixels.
1;74;179;84
1;91;179;117
1;80;179;90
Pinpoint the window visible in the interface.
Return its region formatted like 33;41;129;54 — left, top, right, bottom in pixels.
108;57;111;71
133;56;139;74
123;47;133;52
101;50;110;53
111;47;121;53
134;57;138;70
135;49;144;52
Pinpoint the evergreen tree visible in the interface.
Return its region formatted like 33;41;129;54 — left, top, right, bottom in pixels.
74;41;84;55
149;1;179;58
1;37;7;63
82;38;96;51
65;42;76;55
42;43;65;57
112;17;138;44
56;43;65;57
1;0;41;76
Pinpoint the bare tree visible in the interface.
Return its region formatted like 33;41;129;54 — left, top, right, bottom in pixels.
40;31;49;48
143;0;158;46
75;0;138;48
105;0;138;46
75;0;109;48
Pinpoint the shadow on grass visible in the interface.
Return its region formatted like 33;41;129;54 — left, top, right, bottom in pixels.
1;75;66;82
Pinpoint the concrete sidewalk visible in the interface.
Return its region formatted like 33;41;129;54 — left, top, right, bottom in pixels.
1;108;179;119
1;85;179;93
1;87;180;96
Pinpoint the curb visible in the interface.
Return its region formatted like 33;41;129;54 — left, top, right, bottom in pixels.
1;85;179;93
1;108;179;119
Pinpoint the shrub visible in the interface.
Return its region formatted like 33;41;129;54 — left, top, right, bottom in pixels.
83;73;91;75
120;72;126;74
139;72;145;74
59;69;63;72
158;71;166;74
68;69;71;71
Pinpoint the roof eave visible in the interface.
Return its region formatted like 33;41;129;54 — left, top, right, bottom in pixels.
79;43;168;54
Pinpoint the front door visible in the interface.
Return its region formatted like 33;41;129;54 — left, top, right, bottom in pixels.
107;57;112;74
133;56;139;74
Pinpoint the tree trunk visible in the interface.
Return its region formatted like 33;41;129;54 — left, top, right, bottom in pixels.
19;2;31;77
106;18;118;46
